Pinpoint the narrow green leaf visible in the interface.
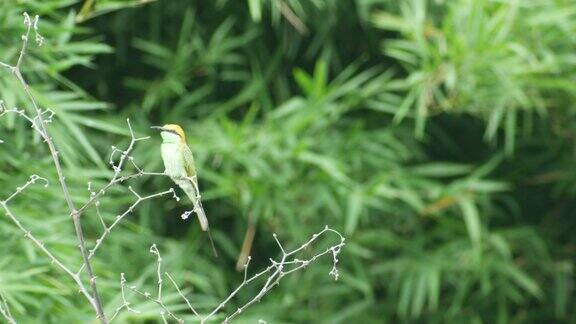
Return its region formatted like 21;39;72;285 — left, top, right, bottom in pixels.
459;198;482;246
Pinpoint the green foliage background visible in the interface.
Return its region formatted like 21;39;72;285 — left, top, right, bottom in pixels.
1;0;575;322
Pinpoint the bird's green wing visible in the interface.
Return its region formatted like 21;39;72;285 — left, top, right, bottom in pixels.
183;144;197;177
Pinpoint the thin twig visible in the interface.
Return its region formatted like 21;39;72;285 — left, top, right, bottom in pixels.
124;285;183;323
0;180;94;307
108;273;140;321
0;13;108;322
149;244;164;301
115;227;345;323
1;12;191;324
223;226;345;322
0;293;17;324
76;118;161;218
77;188;175;274
165;272;201;318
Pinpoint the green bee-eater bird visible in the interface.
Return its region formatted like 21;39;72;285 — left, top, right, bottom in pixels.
151;124;217;255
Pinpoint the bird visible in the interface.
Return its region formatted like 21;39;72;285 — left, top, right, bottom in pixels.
151;124;217;256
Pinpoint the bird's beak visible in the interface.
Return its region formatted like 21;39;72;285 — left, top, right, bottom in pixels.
150;126;164;131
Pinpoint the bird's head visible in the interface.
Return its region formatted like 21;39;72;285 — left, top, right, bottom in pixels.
151;124;186;143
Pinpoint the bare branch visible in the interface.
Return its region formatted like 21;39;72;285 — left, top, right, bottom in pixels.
0;182;95;308
123;277;184;323
223;226;345;322
3;175;48;203
113;246;184;323
165;272;201;318
78;188;175;274
115;227;345;323
1;12;344;324
0;12;108;321
0;105;39;135
108;273;140;321
0;293;17;324
272;233;285;254
75;119;167;218
149;244;164;301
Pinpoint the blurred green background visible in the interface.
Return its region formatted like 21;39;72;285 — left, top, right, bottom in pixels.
1;0;575;323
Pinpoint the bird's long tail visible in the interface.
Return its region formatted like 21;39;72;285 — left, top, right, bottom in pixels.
177;179;218;257
191;197;209;231
192;198;219;257
177;179;209;231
